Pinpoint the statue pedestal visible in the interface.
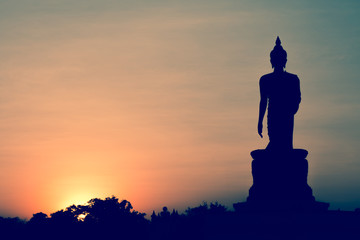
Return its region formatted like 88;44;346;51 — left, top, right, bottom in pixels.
234;149;329;212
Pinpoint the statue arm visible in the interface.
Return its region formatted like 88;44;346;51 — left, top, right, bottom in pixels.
293;76;301;114
258;77;268;138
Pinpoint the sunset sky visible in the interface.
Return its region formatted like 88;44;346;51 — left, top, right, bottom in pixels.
0;0;360;219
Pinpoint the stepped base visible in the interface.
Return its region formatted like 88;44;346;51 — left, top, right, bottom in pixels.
233;200;329;213
236;149;329;213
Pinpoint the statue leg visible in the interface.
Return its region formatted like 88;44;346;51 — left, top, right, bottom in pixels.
267;115;294;151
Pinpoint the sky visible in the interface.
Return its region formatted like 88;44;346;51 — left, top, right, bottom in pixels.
0;0;360;219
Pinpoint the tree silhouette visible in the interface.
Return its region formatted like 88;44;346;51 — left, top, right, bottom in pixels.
1;196;360;240
81;196;147;227
28;212;49;225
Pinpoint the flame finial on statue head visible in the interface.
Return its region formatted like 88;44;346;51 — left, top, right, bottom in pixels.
270;36;287;69
275;36;281;46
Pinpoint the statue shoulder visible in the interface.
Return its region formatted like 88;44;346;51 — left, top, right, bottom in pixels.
260;73;274;80
284;72;300;81
259;73;273;84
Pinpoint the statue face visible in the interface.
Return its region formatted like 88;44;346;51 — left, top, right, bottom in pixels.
270;57;287;69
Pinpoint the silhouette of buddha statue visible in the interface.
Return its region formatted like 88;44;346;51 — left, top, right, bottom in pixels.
257;37;301;151
232;37;330;211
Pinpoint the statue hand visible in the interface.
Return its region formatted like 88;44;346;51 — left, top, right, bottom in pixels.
257;123;263;138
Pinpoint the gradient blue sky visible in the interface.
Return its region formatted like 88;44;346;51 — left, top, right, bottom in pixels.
0;0;360;218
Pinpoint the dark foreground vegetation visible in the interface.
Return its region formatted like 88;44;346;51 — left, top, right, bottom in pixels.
1;196;360;240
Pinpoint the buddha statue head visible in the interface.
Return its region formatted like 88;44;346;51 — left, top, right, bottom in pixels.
270;36;287;70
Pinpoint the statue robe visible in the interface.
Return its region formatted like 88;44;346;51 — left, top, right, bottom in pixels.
259;71;301;151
